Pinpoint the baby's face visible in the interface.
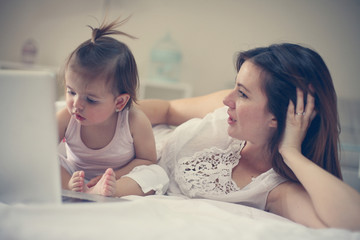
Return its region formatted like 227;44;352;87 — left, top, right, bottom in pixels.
64;69;117;126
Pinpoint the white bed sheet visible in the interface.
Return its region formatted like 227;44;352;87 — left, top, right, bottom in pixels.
0;195;359;240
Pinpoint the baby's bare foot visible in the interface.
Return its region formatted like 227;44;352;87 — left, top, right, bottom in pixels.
68;171;85;192
86;168;116;197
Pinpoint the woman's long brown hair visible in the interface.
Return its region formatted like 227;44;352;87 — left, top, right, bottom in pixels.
236;43;342;182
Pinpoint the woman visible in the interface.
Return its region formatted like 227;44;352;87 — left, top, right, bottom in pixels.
136;43;360;230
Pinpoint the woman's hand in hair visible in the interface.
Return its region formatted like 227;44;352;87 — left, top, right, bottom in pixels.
278;88;316;159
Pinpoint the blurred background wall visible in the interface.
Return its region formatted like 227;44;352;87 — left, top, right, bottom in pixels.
0;0;359;100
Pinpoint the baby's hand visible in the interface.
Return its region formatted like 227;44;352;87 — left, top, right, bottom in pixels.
69;171;85;192
279;88;316;156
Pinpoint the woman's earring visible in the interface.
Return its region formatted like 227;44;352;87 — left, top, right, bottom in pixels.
115;109;120;113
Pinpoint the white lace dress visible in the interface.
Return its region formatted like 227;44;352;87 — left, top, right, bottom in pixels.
153;106;287;210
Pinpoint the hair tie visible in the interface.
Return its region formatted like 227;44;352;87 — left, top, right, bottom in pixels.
91;28;101;43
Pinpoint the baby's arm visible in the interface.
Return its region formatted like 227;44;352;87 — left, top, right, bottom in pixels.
113;107;157;179
56;107;71;143
56;107;72;189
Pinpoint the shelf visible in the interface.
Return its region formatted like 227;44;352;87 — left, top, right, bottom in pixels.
139;80;192;100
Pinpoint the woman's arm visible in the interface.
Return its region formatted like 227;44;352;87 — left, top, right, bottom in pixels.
136;89;231;125
268;89;360;230
268;151;360;230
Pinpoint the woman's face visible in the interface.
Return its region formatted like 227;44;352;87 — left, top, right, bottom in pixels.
223;61;276;145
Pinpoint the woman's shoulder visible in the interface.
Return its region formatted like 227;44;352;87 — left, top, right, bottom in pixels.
266;180;303;210
267;180;299;196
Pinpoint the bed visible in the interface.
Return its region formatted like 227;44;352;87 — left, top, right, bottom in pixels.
1;195;359;240
1;101;359;240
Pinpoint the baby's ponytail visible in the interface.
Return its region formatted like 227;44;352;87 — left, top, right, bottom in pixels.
89;16;137;43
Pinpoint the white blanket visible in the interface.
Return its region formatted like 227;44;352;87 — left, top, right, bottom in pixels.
0;195;359;240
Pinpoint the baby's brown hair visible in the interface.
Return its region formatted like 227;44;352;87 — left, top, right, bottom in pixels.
64;16;138;109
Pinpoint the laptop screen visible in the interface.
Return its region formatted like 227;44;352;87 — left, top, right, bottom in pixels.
0;70;61;204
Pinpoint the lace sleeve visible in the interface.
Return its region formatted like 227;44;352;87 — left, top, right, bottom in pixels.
174;140;245;197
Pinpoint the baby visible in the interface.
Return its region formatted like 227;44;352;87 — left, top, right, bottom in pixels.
57;17;168;197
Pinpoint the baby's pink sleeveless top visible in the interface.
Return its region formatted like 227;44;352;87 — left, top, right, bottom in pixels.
63;109;135;181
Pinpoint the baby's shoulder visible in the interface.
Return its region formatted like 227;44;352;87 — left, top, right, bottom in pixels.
57;108;71;126
128;106;151;128
128;106;145;120
56;108;71;141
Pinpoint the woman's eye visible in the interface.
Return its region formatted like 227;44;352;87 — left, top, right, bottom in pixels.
238;90;248;98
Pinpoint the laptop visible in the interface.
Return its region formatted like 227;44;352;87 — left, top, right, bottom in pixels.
0;69;125;204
